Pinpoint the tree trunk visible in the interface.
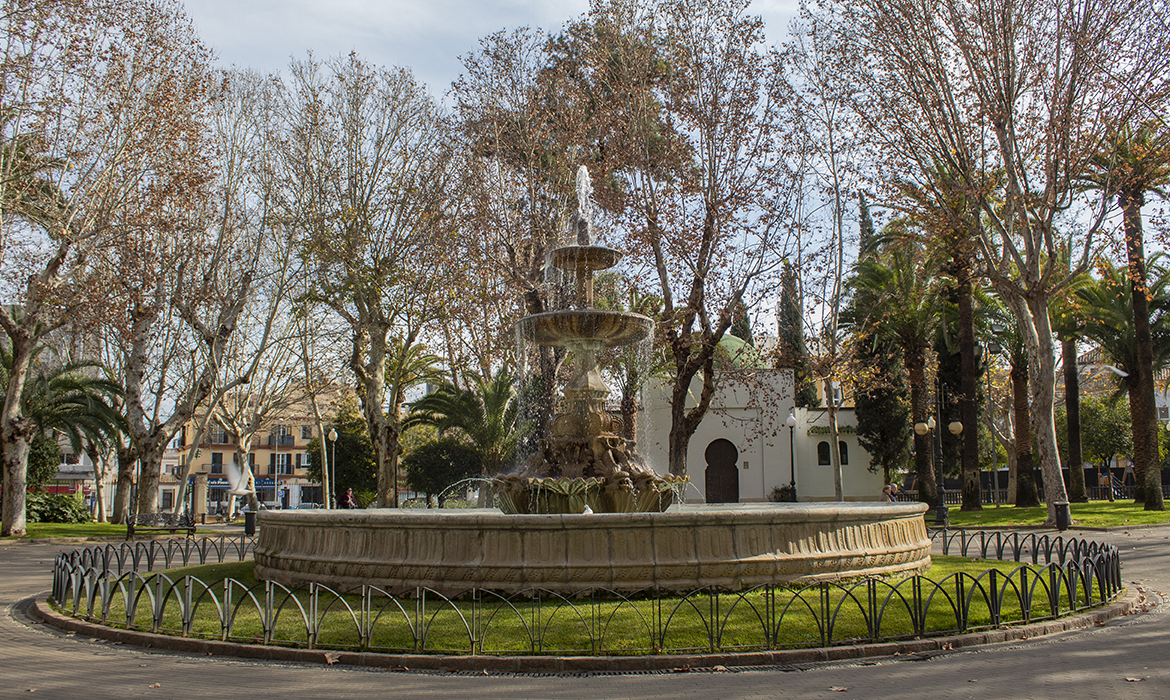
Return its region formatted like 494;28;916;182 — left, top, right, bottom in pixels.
112;448;136;524
1062;337;1088;502
1015;294;1068;522
1121;188;1164;511
136;449;164;514
1012;359;1040;507
620;392;638;444
1;429;32;537
957;255;981;511
0;336;37;537
824;377;844;501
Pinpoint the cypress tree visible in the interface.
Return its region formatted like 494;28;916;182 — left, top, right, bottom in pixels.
777;262;818;407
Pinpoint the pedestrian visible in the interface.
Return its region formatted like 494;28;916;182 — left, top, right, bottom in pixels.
880;484;896;502
343;487;357;509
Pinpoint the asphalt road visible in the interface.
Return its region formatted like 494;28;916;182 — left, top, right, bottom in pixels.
2;526;1167;699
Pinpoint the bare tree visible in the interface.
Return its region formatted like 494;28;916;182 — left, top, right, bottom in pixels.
0;0;219;534
583;0;801;477
278;54;461;507
452;28;592;431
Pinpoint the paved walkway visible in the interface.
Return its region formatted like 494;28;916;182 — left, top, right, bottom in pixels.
2;526;1168;699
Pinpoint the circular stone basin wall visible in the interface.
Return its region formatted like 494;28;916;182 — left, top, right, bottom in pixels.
253;502;931;595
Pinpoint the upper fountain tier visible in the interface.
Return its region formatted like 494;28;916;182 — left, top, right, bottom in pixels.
515;165;652;349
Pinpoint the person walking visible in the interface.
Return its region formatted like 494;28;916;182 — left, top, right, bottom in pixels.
343;488;358;509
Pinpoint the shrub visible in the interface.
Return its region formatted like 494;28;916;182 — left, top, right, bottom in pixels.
26;491;91;524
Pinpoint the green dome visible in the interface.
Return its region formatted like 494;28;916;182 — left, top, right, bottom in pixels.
716;334;765;369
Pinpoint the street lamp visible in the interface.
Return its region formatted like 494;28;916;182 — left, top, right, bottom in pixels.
328;428;338;510
786;412;798;501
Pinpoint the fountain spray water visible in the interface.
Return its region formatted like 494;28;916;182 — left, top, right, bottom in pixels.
503;166;687;514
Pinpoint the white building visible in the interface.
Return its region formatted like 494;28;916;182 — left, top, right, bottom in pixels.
639;364;883;503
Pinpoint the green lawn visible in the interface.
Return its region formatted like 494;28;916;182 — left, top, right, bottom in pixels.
1;522;127;540
946;500;1170;529
61;555;1105;656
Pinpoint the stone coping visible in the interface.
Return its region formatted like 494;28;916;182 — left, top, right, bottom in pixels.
30;589;1139;673
253;502;932;594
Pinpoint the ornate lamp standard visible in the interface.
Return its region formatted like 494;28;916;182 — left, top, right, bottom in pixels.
786;412;798;501
915;416;959;527
328;428;338;510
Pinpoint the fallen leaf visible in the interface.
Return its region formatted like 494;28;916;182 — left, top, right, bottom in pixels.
1125;677;1146;682
672;665;691;673
323;652;341;665
27;689;35;693
968;679;977;683
829;686;848;692
711;665;729;672
148;684;161;689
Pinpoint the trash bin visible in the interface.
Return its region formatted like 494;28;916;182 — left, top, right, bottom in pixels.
244;511;256;536
1053;501;1071;531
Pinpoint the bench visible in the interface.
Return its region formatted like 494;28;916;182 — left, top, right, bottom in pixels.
125;512;197;539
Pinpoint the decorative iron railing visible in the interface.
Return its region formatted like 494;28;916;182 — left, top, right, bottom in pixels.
50;530;1122;657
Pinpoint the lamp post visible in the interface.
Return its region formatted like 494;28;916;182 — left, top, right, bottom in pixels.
328;428;338;510
786;412;798;501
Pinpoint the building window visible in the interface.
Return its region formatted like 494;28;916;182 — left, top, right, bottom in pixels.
276;453;292;475
301;425;313;440
211;452;223;474
838;441;849;466
817;441;831;466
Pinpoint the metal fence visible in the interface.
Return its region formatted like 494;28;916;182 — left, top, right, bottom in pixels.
50;530;1122;657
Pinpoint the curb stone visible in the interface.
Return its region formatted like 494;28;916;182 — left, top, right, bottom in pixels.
30;588;1140;674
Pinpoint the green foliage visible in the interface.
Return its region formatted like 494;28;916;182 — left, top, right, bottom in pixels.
402;437;483;504
1056;396;1132;470
406;368;528;476
25;492;90;524
1076;255;1170;394
852;336;910;479
729;298;753;345
0;344;126;456
776;262;818;407
27;431;62;489
305;398;377;502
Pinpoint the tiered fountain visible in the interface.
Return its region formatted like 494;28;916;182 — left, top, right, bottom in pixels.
498;167;686;514
253;167;931;596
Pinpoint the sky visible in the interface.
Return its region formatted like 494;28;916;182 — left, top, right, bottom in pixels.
183;0;804;98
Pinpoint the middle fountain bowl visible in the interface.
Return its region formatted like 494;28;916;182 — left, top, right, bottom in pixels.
514;309;653;348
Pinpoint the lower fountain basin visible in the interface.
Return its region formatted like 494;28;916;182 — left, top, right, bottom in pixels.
253;502;931;595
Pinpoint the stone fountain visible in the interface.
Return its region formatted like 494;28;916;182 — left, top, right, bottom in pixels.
500;166;685;514
252;167;931;596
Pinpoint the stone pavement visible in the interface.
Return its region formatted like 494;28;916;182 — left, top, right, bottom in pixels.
2;526;1168;699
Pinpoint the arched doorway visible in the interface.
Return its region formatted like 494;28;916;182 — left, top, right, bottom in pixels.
704;438;740;503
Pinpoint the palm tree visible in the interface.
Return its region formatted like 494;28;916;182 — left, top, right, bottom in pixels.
406;368;529;480
1085;123;1170;511
850;229;940;507
0;345;125;487
1076;255;1170;504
